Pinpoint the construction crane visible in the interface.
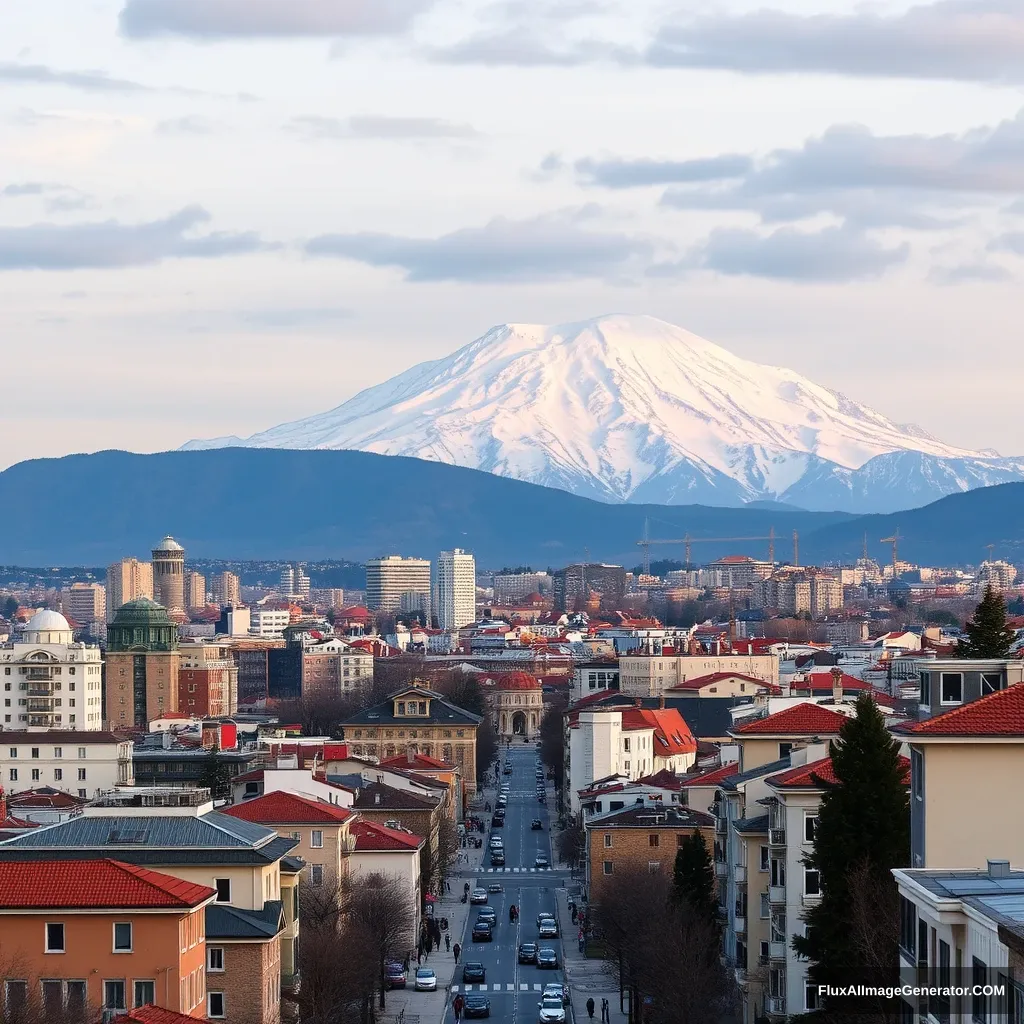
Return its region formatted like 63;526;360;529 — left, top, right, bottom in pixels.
637;521;798;573
985;543;996;562
880;529;902;578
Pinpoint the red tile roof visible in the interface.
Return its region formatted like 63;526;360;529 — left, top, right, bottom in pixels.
732;702;850;736
666;671;776;692
222;790;353;825
378;752;454;771
679;761;740;787
792;674;899;708
901;683;1024;737
349;819;424;852
768;754;910;789
635;768;684;791
0;859;215;909
114;1006;201;1024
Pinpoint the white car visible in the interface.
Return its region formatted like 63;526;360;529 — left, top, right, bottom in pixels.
414;967;437;992
543;983;569;1006
537;995;566;1022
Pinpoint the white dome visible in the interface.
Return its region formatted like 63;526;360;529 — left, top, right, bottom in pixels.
154;535;184;552
25;609;71;632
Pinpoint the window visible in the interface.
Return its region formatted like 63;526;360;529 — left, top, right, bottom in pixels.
77;747;86;758
649;834;659;848
805;982;819;1012
208;947;225;972
603;834;612;848
311;830;324;849
899;896;917;962
53;747;62;758
113;922;132;952
31;768;39;781
4;981;27;1013
919;671;930;707
940;672;963;705
804;814;818;844
208;992;225;1018
972;957;987;1023
214;878;231;903
935;940;951;1023
134;980;155;1007
30;747;39;758
648;861;661;874
66;981;86;1014
41;980;64;1017
311;864;324;886
804;868;821;896
779;742;793;758
911;748;924;802
759;846;770;871
760;892;770;919
103;980;126;1011
397;702;405;714
8;769;16;782
623;737;630;752
45;922;65;953
77;768;86;781
603;861;613;875
8;747;15;757
982;673;1003;695
54;768;62;781
78;789;87;798
677;834;687;847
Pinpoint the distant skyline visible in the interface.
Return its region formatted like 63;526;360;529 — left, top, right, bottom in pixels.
4;0;1024;469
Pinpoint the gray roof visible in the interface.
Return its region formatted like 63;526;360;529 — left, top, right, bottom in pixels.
0;837;297;867
719;756;791;792
342;686;483;727
207;900;284;940
280;855;306;874
733;814;770;834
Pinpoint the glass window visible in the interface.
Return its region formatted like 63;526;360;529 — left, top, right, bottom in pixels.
804;869;821;896
982;673;1003;695
208;947;224;972
113;922;132;951
972;957;987;1023
648;834;659;848
54;768;62;781
41;980;64;1017
311;864;324;886
920;672;930;707
134;980;155;1008
208;992;225;1018
214;878;231;903
940;673;963;705
5;981;27;1013
603;834;612;848
804;815;818;843
760;846;770;871
899;896;917;961
311;830;324;848
911;748;924;801
66;981;86;1014
45;922;65;952
603;861;613;875
103;980;126;1011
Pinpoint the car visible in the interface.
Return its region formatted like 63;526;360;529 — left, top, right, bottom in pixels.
504;766;513;775
537;995;567;1023
518;942;538;964
470;888;489;904
464;993;492;1018
500;783;510;793
489;837;503;850
543;983;569;1007
537;912;555;928
539;919;559;939
497;796;508;808
414;967;437;991
491;850;505;866
491;816;504;828
487;882;504;893
538;795;547;805
535;853;550;869
476;906;497;926
462;962;487;983
472;921;493;942
531;819;543;830
385;962;406;989
537;947;559;969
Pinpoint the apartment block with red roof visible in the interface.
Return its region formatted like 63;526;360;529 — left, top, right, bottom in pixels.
618;652;779;698
0;858;214;1019
729;702;850;773
665;671;779;700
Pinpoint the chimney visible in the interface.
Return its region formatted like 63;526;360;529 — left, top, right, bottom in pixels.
375;792;382;806
658;694;666;710
831;665;844;703
989;859;1011;878
633;697;642;708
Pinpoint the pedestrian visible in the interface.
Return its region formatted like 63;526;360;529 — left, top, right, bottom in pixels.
571;907;578;925
445;932;451;952
453;993;465;1021
453;942;461;965
602;998;610;1021
587;997;595;1020
417;948;423;966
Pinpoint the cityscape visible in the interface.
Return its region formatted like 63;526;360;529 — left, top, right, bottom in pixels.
5;2;1024;1024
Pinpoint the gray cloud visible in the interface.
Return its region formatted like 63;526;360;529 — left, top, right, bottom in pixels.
305;210;653;283
575;153;752;188
2;183;51;197
2;182;97;214
646;0;1024;83
0;206;272;271
0;61;150;94
120;0;434;39
654;225;909;283
990;232;1024;256
431;31;608;66
929;262;1013;284
286;115;478;140
156;115;220;135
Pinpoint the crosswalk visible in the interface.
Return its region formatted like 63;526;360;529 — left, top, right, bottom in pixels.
481;866;553;873
450;983;561;992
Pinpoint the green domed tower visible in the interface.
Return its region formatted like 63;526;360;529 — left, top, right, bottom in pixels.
107;596;178;652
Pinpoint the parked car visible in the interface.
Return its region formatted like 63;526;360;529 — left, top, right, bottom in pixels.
538;996;567;1023
487;882;504;893
535;853;550;869
472;920;494;942
491;815;504;828
491;850;505;866
385;962;406;989
518;942;538;964
504;766;513;775
537;947;559;969
462;962;487;983
536;912;555;928
414;967;437;991
464;993;491;1018
531;819;543;830
470;888;489;904
477;907;497;926
543;983;569;1007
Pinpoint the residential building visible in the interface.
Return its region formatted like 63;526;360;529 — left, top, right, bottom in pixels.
105;597;181;729
375;749;464;819
976;559;1017;591
340;683;483;795
5;786;87;825
106;559;154;623
436;548;476;630
310;588;345;609
916;658;1024;723
585;804;715;901
63;582;107;630
184;571;207;611
230;767;356;809
707;556;774;588
571;662;620;702
752;569;844;617
0;858;215;1019
132;743;258;790
300;637;373;699
178;640;238;718
665;671;777;700
152;537;186;616
552;563;626;612
0;731;134;798
0;788;299;1024
250;608;292;637
279;565;310;603
217;606;251;637
619;653;780;697
678;760;740;817
210;572;241;608
492;572;551;604
365;556;432;617
229;638;286;707
729;703;849;772
1;608;104;730
223;791;355;893
487;670;544;742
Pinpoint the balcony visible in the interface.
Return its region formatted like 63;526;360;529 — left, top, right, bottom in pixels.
769;940;787;960
734;864;747;883
27;699;55;711
769;828;786;846
25;669;54;681
715;814;728;834
715;860;729;878
766;996;787;1017
27;686;53;696
734;916;747;936
802;892;822;906
769;885;786;904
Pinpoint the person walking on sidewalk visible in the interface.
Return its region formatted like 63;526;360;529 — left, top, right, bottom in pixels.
602;997;610;1021
453;942;461;965
586;996;595;1019
445;932;451;952
453;993;464;1021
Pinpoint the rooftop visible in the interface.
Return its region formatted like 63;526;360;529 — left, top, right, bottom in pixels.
585;805;714;828
768;754;911;790
731;702;850;737
114;1006;201;1024
342;685;483;728
0;731;126;744
378;751;455;771
667;671;774;691
679;761;740;788
349;818;424;852
353;782;437;811
899;683;1024;738
207;899;284;940
222;791;354;825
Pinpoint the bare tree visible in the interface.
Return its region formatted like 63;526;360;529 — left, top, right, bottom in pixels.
0;950;98;1024
434;814;460;893
555;817;586;874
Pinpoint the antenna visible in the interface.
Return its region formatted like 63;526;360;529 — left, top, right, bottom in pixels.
985;543;995;562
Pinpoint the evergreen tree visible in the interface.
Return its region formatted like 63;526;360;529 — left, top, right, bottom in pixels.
198;745;232;800
793;693;909;1017
671;832;718;926
957;585;1016;658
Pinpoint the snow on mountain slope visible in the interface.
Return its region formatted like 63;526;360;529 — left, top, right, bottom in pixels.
181;314;1022;512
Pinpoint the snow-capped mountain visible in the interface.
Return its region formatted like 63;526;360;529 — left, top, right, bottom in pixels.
181;314;1024;513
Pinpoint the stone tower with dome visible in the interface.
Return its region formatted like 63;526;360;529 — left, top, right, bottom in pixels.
492;671;544;742
0;609;104;730
152;536;186;617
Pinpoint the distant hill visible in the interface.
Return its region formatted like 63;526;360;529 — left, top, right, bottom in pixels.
0;448;1018;568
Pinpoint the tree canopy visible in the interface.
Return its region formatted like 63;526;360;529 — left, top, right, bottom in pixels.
957;584;1017;658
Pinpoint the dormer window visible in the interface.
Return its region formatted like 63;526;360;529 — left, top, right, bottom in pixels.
397;702;406;714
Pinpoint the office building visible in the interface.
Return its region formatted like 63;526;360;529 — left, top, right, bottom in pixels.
250;608;292;637
152;536;186;615
184;570;207;611
552;563;626;612
280;564;310;602
62;582;106;628
105;558;153;622
211;571;241;608
492;572;551;603
437;548;476;630
365;555;432;617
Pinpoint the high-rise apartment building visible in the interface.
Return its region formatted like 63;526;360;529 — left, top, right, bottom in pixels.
211;571;241;608
552;563;626;612
280;564;310;602
178;640;238;718
366;555;432;618
63;582;106;627
185;571;207;610
492;572;551;604
152;536;186;615
105;558;153;622
437;549;476;630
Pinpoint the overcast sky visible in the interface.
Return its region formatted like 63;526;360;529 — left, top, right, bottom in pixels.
3;0;1024;468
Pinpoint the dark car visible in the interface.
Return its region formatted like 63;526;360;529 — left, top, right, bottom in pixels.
487;882;504;893
518;942;538;964
537;947;559;969
504;766;513;775
463;993;491;1018
385;962;406;989
491;850;505;866
531;819;543;830
477;907;497;926
491;815;504;828
472;920;494;942
462;962;487;983
535;853;550;869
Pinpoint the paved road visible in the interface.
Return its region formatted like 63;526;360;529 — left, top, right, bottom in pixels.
451;743;569;1023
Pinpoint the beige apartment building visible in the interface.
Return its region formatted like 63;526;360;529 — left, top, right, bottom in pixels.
752;569;843;617
105;558;153;621
185;570;207;610
619;654;779;697
365;555;432;616
211;571;241;608
62;582;106;628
